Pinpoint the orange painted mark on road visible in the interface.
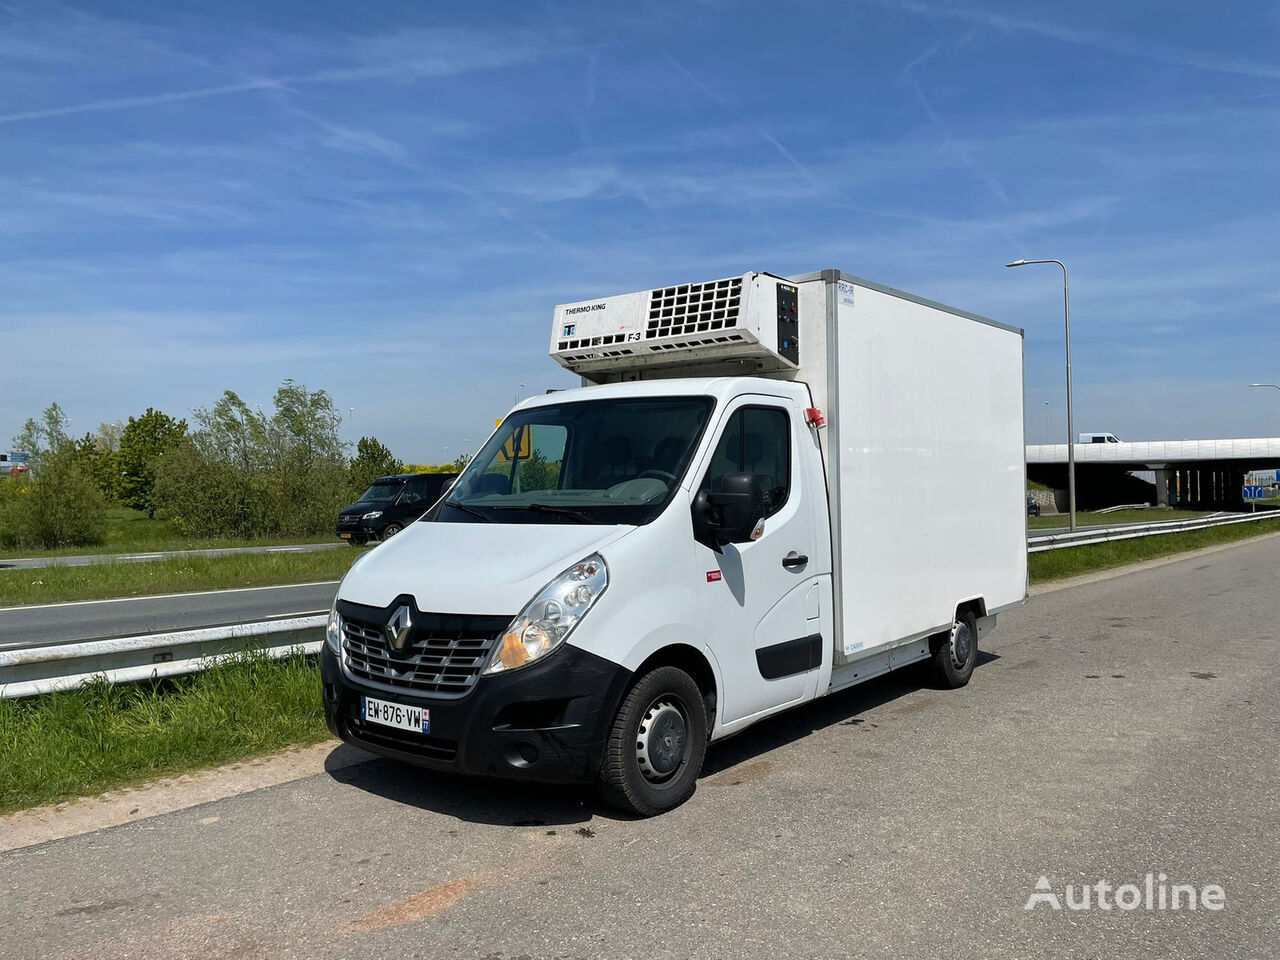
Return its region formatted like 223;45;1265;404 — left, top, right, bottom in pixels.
340;878;472;933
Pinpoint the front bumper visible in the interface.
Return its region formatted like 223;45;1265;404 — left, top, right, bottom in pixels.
322;642;633;784
335;520;381;542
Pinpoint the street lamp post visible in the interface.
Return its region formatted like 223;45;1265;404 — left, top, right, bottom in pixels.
1007;258;1077;532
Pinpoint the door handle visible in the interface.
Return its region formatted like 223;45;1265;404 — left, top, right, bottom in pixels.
782;552;808;569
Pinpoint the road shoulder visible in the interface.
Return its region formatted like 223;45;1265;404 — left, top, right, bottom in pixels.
0;740;369;853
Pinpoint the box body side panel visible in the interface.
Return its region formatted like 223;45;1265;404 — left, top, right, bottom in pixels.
833;283;1026;660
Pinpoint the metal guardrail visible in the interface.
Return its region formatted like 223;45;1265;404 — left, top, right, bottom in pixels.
5;510;1277;697
1028;510;1280;553
0;616;324;699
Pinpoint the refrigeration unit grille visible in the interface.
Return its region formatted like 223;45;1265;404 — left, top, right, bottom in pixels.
645;277;742;338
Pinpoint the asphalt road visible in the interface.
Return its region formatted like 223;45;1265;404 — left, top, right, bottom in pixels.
3;536;1278;959
0;541;343;571
0;581;338;650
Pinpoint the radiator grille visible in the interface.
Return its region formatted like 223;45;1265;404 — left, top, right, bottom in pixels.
341;610;509;698
646;277;742;339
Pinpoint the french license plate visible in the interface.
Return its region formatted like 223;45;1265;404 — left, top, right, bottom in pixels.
339;532;352;539
361;696;429;734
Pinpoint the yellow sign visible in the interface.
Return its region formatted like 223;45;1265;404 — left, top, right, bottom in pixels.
496;426;531;463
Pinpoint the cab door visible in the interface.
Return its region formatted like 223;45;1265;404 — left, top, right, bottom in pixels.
691;396;821;724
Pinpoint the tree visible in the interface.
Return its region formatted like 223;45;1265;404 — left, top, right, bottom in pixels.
0;446;107;548
11;402;71;472
116;408;188;517
71;432;118;499
350;436;403;495
154;380;351;539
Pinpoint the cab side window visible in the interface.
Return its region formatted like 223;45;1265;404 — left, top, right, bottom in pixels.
701;406;791;517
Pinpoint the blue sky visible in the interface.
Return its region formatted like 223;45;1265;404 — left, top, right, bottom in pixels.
2;0;1278;458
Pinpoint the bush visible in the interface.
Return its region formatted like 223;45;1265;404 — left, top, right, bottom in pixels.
0;447;108;548
153;381;352;540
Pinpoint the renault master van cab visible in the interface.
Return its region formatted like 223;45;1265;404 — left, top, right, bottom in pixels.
322;269;1027;815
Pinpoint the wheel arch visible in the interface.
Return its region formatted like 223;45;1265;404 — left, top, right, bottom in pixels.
955;596;987;621
630;643;719;738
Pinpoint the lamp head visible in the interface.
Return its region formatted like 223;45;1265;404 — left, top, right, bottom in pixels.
1005;259;1028;268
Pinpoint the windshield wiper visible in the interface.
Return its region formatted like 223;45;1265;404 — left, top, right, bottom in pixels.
438;500;493;522
491;503;593;524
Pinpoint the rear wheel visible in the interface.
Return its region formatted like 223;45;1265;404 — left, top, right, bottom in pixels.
931;609;978;688
596;666;708;816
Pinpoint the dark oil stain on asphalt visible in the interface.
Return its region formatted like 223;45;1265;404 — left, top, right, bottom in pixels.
55;898;135;917
574;826;595;838
1190;671;1217;680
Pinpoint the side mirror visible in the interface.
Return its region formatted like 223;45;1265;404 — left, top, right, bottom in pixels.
691;473;767;551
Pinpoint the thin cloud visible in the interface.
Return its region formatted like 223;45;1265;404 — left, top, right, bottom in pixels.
870;0;1280;81
0;26;553;126
0;78;283;124
899;41;1013;209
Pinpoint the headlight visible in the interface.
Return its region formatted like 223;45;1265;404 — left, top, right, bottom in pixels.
326;601;342;653
485;553;608;674
361;510;382;520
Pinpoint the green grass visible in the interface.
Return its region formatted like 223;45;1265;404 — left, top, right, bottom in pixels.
0;547;364;607
1029;514;1280;582
1028;508;1206;530
0;652;329;815
0;506;335;560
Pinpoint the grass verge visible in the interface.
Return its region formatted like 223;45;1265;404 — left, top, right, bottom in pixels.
0;506;335;560
0;548;363;607
1029;515;1280;582
0;652;329;816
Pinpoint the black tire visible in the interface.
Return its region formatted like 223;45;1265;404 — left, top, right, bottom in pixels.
595;666;708;816
931;608;978;688
381;523;403;540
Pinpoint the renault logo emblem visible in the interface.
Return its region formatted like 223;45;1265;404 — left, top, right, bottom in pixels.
385;605;413;652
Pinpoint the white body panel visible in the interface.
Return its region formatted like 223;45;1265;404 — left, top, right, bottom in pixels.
827;281;1027;659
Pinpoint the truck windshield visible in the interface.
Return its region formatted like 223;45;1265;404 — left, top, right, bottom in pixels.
358;483;402;503
425;396;715;526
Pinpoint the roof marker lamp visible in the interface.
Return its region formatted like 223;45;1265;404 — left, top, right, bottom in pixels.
485;554;608;674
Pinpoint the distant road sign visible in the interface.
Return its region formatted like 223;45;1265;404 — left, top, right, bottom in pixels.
1242;485;1266;500
497;427;531;463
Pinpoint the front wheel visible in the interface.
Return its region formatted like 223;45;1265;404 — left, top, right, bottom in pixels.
381;523;403;540
596;666;708;816
931;609;978;688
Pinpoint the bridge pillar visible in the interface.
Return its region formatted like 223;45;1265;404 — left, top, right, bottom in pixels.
1154;469;1172;507
1228;470;1245;511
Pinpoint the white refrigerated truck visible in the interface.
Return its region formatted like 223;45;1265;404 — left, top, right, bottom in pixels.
323;268;1027;814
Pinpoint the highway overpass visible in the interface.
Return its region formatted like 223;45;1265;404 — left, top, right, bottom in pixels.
1027;437;1280;511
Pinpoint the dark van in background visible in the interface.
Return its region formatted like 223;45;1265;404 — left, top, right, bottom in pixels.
337;473;458;544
